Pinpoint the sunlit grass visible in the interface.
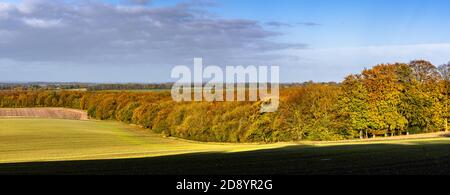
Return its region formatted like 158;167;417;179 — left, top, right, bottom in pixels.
0;118;448;165
0;118;288;163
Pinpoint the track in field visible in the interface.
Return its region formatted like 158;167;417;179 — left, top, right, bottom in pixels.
0;108;88;120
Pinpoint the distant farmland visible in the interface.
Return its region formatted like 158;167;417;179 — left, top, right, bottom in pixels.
0;108;88;120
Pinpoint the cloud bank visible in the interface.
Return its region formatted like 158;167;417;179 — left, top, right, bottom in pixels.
0;0;449;82
0;0;302;82
281;43;450;82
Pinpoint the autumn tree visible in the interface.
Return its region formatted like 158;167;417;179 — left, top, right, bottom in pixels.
339;74;370;138
438;63;450;132
401;60;445;133
362;64;407;136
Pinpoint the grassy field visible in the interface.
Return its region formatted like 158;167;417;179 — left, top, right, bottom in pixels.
0;118;289;163
0;118;449;175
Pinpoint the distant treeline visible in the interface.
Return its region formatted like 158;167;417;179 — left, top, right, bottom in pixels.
0;82;333;91
86;83;173;91
0;60;448;142
0;82;90;90
0;82;173;91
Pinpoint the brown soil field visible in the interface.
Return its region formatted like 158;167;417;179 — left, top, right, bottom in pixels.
0;108;88;120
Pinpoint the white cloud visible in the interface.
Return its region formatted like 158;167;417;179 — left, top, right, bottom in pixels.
1;0;449;82
0;2;13;11
0;0;298;65
0;0;302;82
17;0;38;14
0;2;13;19
288;43;450;67
278;43;450;82
23;18;63;28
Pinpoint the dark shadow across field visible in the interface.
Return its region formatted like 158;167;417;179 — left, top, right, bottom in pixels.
1;140;449;175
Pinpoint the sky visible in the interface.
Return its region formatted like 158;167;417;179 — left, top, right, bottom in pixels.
1;0;450;83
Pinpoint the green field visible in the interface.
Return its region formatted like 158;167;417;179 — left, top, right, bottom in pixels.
0;118;289;163
0;118;449;175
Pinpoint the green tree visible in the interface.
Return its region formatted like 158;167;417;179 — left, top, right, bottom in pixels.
340;75;370;138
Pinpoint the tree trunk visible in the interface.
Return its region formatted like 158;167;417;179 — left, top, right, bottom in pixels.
445;119;448;132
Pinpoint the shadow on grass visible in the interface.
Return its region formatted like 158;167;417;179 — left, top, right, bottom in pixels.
1;140;450;175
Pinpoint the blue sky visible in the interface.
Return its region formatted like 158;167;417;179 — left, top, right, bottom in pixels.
134;0;450;46
171;0;450;47
1;0;450;82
